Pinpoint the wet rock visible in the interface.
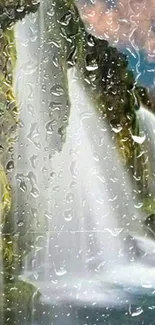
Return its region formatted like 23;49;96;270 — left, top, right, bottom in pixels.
145;213;155;238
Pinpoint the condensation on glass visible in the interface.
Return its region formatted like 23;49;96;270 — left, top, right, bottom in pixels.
0;0;155;324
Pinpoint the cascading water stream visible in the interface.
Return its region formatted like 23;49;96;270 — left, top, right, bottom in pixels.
20;66;144;305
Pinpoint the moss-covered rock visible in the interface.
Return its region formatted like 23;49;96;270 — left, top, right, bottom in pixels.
143;197;155;215
0;164;11;220
3;279;41;307
0;28;18;160
145;213;155;236
1;279;41;324
0;0;40;229
1;233;24;280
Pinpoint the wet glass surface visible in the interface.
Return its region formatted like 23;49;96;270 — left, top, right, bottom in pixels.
0;0;155;324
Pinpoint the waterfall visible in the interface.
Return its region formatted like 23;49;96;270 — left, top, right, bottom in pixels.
18;65;155;306
12;0;69;239
19;65;142;305
11;0;155;311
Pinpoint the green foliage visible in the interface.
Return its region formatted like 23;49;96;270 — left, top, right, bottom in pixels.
0;0;39;30
1;279;41;324
6;279;40;306
143;197;155;215
1;233;29;281
0;28;18;165
0;164;11;220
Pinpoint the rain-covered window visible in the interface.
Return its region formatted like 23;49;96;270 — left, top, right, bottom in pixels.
0;0;155;324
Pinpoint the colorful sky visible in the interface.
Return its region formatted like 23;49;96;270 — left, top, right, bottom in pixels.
77;0;155;87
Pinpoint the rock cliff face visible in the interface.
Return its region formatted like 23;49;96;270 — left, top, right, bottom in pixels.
0;0;39;245
0;2;41;323
54;0;153;193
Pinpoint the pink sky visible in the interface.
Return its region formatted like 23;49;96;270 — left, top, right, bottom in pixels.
79;0;155;62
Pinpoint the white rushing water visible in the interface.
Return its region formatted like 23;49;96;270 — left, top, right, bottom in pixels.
17;66;138;305
137;105;155;193
12;0;155;309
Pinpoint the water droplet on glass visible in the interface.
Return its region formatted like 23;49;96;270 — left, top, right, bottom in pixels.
30;187;39;198
70;181;76;189
6;160;14;172
86;61;98;72
27;171;37;186
105;228;123;236
50;84;64;96
87;34;95;47
42;167;48;174
59;12;72;26
70;160;78;177
27;123;40;149
17;220;24;227
55;267;67;276
58;171;62;178
109;195;118;202
46;120;54;134
52;55;59;67
130;306;143;317
49;101;62;111
27;103;35;116
53;186;60;192
30;155;38;168
134;202;143;209
34;272;39;280
65;192;74;203
45;212;52;220
42;84;46;92
142;283;152;289
47;7;55;17
97;173;105;183
64;209;73;222
31;208;38;218
132;134;146;144
49;171;56;178
93;152;99;162
58;126;66;138
112;125;123;133
20;180;27;193
80;112;93;120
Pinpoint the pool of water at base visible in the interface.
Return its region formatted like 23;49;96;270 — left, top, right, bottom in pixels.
26;289;155;325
